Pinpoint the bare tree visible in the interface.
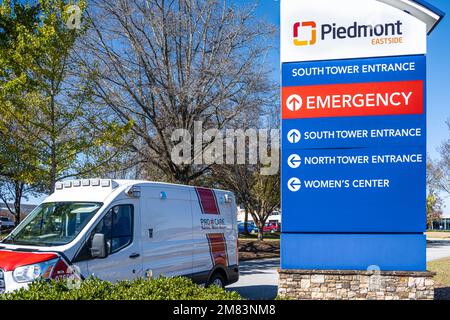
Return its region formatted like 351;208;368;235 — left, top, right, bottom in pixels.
211;162;280;241
0;179;36;226
435;119;450;194
80;0;276;184
427;120;450;195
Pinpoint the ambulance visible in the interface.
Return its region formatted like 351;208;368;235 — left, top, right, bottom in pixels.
0;179;239;293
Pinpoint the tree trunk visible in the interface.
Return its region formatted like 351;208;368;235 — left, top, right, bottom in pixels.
14;181;23;226
50;147;56;192
244;207;250;236
256;221;264;241
49;90;57;193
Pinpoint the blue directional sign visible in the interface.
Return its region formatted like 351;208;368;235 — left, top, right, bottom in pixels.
282;55;426;87
282;115;426;150
282;145;426;232
281;55;428;271
282;234;426;271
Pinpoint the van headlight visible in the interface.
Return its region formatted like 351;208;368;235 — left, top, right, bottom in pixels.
13;259;59;283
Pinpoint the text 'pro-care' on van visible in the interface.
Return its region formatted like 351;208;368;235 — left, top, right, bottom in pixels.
0;180;239;293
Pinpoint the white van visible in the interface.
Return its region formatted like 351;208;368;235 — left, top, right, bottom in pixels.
0;179;239;293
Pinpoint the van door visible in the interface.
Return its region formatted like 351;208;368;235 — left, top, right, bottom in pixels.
85;200;143;281
140;186;193;278
213;190;238;268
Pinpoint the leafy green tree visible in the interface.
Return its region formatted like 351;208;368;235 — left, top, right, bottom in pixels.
0;1;130;223
0;1;45;223
0;0;130;199
426;190;443;229
248;170;280;241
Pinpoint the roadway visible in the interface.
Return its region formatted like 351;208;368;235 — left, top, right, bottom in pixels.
228;239;450;300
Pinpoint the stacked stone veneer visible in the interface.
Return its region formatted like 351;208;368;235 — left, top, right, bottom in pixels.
278;269;435;300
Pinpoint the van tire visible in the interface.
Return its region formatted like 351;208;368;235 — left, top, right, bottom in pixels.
207;272;225;289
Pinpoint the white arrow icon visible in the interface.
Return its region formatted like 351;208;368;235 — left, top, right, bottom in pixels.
287;129;301;144
286;94;302;111
287;178;301;192
288;154;301;169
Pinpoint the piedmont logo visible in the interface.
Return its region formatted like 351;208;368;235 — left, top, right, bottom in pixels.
293;20;404;47
293;21;317;46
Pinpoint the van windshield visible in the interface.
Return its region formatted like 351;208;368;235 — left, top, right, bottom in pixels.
3;202;102;246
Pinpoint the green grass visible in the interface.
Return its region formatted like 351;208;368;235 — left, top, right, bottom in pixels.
428;258;450;286
427;231;450;234
426;231;450;239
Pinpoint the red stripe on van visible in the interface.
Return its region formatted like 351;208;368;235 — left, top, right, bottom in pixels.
206;233;228;267
0;250;58;272
195;187;219;215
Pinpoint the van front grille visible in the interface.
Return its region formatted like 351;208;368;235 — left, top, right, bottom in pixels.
0;269;4;293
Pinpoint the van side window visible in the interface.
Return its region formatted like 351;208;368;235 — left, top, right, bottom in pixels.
74;204;133;261
95;205;133;254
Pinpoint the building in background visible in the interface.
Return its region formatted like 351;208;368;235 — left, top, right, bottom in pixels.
432;212;450;230
237;206;281;224
0;203;36;223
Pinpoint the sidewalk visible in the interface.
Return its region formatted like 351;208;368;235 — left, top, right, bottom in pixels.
426;239;450;261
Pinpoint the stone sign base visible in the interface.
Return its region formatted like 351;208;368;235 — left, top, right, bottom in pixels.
278;269;435;300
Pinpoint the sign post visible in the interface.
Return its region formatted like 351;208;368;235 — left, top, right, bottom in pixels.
279;0;444;300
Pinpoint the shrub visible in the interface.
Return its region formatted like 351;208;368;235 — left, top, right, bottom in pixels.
0;277;242;300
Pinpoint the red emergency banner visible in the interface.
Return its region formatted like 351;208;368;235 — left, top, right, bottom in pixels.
282;80;424;119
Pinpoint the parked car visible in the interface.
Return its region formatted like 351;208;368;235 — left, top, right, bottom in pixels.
263;222;280;233
0;179;239;293
237;221;259;234
0;217;14;230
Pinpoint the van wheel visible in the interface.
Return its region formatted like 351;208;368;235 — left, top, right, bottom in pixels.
207;273;225;289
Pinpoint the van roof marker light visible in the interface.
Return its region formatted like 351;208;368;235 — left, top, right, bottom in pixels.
73;180;81;187
82;179;90;186
64;181;72;188
101;180;111;187
91;179;100;186
55;182;63;190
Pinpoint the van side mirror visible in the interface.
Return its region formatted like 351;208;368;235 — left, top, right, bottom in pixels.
90;233;108;259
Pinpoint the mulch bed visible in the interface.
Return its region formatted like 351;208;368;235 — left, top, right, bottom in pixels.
238;239;280;261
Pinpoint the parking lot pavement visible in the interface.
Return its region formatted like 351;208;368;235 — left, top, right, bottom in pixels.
228;240;450;300
227;258;279;300
427;239;450;261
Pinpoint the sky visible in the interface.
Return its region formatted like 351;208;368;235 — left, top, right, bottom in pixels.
252;0;450;215
26;0;450;213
